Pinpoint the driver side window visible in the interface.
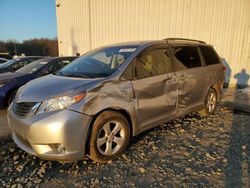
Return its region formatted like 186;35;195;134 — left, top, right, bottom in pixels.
122;48;173;80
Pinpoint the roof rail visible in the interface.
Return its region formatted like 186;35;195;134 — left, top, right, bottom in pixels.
164;38;206;44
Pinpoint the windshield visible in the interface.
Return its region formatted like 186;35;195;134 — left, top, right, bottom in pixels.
16;59;49;74
0;59;17;68
59;46;138;78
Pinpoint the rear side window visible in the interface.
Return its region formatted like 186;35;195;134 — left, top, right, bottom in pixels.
200;46;220;65
172;46;202;71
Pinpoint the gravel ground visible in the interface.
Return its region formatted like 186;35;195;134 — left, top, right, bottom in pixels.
0;103;250;187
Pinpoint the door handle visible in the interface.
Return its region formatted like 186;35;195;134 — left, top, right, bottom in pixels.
163;76;177;83
163;77;172;82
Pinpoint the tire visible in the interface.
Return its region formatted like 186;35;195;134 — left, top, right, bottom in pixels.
8;91;17;106
89;111;130;163
199;88;217;116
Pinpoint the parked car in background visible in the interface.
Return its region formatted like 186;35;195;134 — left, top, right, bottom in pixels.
0;56;76;108
8;38;224;163
0;56;43;73
0;52;12;60
0;58;8;64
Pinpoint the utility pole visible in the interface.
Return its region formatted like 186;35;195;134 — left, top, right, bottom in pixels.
13;39;17;55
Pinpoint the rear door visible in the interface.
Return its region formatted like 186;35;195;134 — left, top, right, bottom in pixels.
130;45;178;129
170;45;208;114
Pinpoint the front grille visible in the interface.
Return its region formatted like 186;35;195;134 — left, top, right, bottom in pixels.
12;102;37;117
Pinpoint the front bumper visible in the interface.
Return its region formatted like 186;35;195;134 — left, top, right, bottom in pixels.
7;108;93;161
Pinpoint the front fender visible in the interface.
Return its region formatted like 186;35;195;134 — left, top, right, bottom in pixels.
68;80;139;136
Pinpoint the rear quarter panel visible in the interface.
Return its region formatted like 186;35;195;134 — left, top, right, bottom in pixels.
204;63;224;100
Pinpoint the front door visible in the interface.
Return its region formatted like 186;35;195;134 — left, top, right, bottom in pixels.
131;46;178;129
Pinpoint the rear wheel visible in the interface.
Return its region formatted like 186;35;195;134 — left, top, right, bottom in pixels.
199;88;217;115
89;111;130;163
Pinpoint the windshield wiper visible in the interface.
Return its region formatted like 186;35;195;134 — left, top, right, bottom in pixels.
63;72;94;78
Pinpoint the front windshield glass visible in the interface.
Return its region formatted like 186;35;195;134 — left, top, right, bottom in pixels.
16;59;49;74
0;59;17;68
59;46;138;78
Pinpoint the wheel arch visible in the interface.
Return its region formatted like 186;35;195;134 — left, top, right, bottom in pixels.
210;82;221;100
93;107;136;136
85;107;138;155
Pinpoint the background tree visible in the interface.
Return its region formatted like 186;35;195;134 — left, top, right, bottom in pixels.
0;38;58;58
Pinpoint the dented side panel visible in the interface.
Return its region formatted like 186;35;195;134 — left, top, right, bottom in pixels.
131;72;178;130
69;79;139;135
175;67;210;114
204;63;225;96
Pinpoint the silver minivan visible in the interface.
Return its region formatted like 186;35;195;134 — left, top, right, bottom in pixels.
8;38;224;163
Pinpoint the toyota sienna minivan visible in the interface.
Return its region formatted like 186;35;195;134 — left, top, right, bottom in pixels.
8;38;224;163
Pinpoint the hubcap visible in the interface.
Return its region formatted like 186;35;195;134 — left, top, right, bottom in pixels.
97;121;125;156
207;92;216;112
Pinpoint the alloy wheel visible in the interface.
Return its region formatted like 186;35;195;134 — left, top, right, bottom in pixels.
207;92;216;112
97;121;125;156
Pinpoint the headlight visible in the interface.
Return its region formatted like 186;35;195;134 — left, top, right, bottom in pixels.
0;84;5;88
36;92;86;114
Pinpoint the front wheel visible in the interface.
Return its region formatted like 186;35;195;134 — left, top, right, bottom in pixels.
199;88;217;115
89;111;130;163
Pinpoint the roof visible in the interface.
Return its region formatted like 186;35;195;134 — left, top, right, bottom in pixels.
96;38;210;48
163;38;213;46
14;56;43;60
165;38;206;44
102;40;166;48
36;56;76;62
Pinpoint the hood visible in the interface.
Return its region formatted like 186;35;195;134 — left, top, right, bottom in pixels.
0;72;27;84
16;74;104;102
